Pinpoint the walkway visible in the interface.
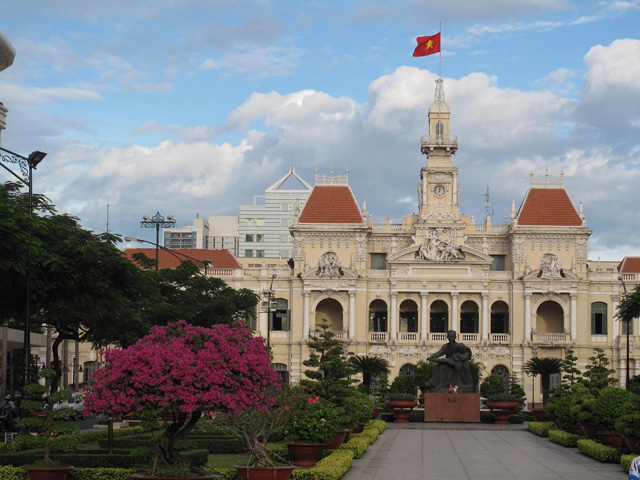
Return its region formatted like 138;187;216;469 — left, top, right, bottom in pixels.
342;423;625;480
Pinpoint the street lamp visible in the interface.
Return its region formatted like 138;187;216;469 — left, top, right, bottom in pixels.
261;274;277;351
618;276;631;390
124;236;212;274
1;147;47;388
139;212;176;271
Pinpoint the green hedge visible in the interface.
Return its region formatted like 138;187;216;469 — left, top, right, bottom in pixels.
0;452;145;468
527;422;556;437
577;439;621;463
548;429;582;448
291;449;354;480
621;454;636;473
0;465;25;480
368;420;386;434
98;434;244;453
69;468;135;480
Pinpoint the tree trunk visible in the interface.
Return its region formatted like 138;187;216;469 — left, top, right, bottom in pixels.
152;410;202;468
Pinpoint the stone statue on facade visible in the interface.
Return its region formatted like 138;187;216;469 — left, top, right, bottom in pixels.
539;253;564;279
415;229;465;261
424;330;474;393
316;251;344;277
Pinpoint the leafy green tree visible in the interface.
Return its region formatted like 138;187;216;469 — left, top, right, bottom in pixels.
582;348;616;394
523;357;562;406
617;284;640;327
349;355;390;395
561;348;582;391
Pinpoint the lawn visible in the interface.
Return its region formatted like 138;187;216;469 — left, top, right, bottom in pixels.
207;453;252;469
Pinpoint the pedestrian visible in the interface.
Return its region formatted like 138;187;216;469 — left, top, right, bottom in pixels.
629;455;640;480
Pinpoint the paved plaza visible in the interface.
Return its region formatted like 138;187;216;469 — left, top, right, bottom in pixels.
343;424;626;480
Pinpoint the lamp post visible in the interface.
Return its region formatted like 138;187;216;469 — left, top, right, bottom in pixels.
139;212;176;271
262;274;277;352
1;147;47;389
618;276;631;390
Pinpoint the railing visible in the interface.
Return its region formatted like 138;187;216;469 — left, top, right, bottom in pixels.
431;333;447;342
270;331;288;339
208;268;235;276
331;330;344;339
400;332;417;341
370;332;387;342
420;134;458;146
372;223;404;232
533;332;569;343
460;333;478;342
474;224;509;233
491;333;509;343
590;335;608;343
621;273;638;281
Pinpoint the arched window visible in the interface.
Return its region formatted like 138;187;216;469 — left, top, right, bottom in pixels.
536;300;564;333
273;363;289;385
491;365;509;378
491;301;509;334
591;302;607;335
271;298;289;331
430;300;448;333
399;364;416;376
399;300;418;333
369;300;388;332
460;301;479;333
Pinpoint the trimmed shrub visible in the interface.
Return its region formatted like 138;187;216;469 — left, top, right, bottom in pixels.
69;468;135;480
368;420;386;434
0;465;25;480
291;449;354;480
577;439;621;463
338;434;370;459
509;414;526;424
548;429;581;447
204;467;238;480
266;443;289;463
622;454;636;473
528;422;556;437
182;448;209;467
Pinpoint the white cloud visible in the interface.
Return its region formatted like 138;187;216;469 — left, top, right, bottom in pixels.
0;83;102;104
199;46;304;78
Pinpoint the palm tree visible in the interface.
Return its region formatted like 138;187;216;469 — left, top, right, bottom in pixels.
523;357;563;406
349;355;390;395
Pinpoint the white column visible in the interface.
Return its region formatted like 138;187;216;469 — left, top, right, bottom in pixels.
259;311;268;339
620;358;626;389
481;294;489;341
422;172;427;205
420;293;428;341
524;293;532;341
451;293;459;332
390;293;397;341
303;292;310;339
570;294;577;342
348;292;356;340
452;173;458;205
613;297;620;341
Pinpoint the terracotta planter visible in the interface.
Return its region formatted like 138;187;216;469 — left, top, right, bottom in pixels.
327;429;350;449
579;422;599;439
351;423;365;433
418;397;425;405
286;442;328;467
131;476;218;480
371;407;382;419
22;466;74;480
531;409;549;422
485;401;518;425
235;465;296;480
566;425;584;436
387;400;417;424
625;434;640;454
598;432;624;448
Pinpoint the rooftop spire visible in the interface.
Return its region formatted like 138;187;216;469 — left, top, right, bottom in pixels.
434;77;445;105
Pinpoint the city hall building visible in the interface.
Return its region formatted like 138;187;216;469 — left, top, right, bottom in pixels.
124;79;639;403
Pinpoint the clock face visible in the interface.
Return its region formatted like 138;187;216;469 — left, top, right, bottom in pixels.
434;185;445;197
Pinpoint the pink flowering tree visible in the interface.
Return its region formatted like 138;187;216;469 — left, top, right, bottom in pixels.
85;320;280;469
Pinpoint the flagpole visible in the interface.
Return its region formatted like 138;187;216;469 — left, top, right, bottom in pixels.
439;21;442;79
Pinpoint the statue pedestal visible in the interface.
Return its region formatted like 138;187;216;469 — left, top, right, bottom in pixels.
424;393;480;423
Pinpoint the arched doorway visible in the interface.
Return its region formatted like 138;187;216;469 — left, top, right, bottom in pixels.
491;301;509;334
369;299;388;333
460;300;479;333
399;300;418;333
430;300;448;333
315;298;344;333
536;300;564;333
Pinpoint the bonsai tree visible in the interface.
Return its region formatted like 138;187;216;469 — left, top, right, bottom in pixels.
592;386;634;433
349;355;390;395
389;374;417;396
480;373;508;399
19;368;78;465
85;320;280;473
413;360;437;396
561;348;582;392
523;357;562;406
582;348;616;394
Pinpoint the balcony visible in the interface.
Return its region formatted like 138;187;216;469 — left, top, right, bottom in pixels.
399;332;418;341
369;332;388;342
460;333;478;343
532;332;569;344
430;333;448;342
490;333;510;343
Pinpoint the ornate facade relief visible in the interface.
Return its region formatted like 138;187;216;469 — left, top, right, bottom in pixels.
398;346;419;358
415;228;466;261
491;346;510;360
369;345;389;357
540;253;563;279
316;251;344;277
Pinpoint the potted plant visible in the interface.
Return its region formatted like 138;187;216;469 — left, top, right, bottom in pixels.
386;393;417;423
85;320;281;478
485;392;520;425
616;413;640;454
592;386;634;448
19;368;78;480
215;386;296;480
283;396;340;466
569;384;597;439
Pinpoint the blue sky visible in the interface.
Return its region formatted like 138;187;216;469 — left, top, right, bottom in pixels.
1;0;640;260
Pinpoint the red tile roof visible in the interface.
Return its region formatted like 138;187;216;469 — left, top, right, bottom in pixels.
517;188;582;226
123;248;241;269
299;185;363;224
619;257;640;273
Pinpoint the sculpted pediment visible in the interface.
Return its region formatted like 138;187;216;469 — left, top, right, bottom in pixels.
301;250;359;279
522;252;581;281
388;244;493;265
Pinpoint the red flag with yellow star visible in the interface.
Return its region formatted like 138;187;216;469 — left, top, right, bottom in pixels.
413;33;441;57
